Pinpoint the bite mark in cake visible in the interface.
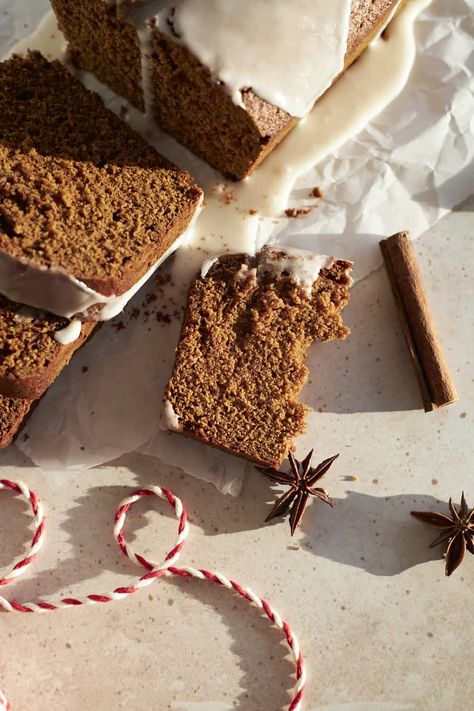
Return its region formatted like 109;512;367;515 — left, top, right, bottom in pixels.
162;246;352;467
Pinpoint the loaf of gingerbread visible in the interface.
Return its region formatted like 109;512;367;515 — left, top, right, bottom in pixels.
51;0;406;179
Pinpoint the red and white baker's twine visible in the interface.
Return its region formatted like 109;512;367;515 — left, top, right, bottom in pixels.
0;479;305;711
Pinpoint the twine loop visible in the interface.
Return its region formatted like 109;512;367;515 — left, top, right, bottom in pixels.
0;479;305;710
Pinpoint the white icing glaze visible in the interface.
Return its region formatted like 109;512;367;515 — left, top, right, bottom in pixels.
200;256;257;282
235;264;257;284
13;307;36;324
183;0;427;225
258;246;335;295
200;247;352;296
160;399;182;431
54;319;82;345
164;0;426;287
0;198;202;321
161;0;352;118
136;21;156;118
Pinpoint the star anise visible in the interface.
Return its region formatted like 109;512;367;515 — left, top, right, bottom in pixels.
256;450;338;536
411;493;474;576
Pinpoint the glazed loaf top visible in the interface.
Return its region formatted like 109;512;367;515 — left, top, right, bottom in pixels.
52;0;403;178
117;0;401;118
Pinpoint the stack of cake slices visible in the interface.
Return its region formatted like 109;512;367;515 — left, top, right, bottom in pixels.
0;51;202;448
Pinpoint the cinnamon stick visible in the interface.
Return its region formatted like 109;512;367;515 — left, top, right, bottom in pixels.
379;231;458;412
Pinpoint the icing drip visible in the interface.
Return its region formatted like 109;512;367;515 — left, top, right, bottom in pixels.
54;318;82;345
136;20;156;118
257;246;336;295
199;246;352;297
160;399;182;431
165;0;352;117
200;255;221;279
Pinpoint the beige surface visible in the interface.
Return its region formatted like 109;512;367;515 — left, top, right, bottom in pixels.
0;196;473;710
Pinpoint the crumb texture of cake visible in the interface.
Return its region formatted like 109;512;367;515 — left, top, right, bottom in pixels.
51;0;404;178
0;52;202;307
163;248;352;467
0;395;32;449
0;296;97;400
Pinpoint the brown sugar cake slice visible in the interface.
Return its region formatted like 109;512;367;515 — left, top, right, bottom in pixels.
0;52;202;317
0;298;97;400
0;396;33;449
51;0;408;179
0;304;102;445
162;247;352;467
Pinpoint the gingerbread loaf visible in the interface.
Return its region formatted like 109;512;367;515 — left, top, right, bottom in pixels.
162;247;352;467
50;0;405;179
0;52;202;312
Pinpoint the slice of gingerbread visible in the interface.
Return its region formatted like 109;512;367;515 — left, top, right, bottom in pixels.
0;298;97;400
0;52;202;311
162;246;352;467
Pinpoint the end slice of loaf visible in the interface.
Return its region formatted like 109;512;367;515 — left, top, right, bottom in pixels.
51;0;405;178
0;52;202;299
162;248;352;467
0;395;33;449
0;304;101;447
0;297;97;400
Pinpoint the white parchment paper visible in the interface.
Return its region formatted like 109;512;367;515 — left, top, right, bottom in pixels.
1;0;473;494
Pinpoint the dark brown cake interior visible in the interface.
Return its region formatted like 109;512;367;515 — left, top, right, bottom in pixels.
0;296;97;400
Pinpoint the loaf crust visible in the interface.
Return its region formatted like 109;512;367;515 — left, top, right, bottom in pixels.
51;0;406;178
